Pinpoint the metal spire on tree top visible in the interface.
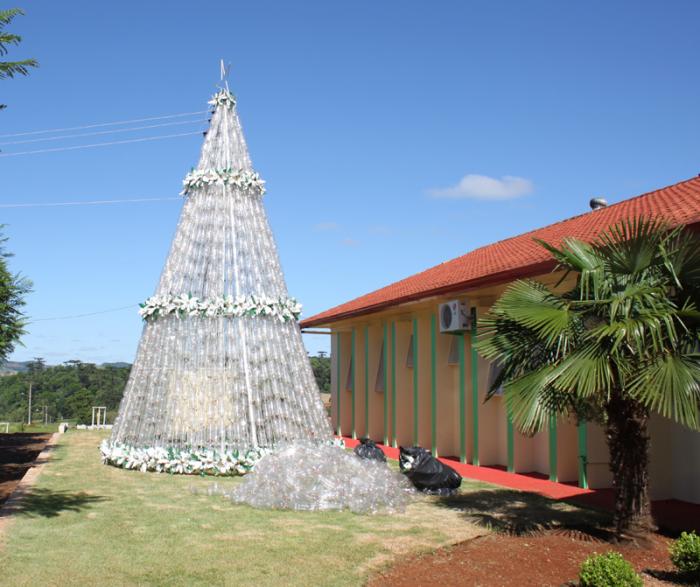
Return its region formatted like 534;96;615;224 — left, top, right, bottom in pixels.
103;74;332;475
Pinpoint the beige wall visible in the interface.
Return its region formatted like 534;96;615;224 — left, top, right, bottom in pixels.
649;415;700;504
325;270;700;503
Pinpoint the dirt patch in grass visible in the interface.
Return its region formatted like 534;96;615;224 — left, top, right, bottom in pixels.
368;530;678;587
0;433;52;506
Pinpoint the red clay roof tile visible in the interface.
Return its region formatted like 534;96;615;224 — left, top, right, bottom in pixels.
301;175;700;327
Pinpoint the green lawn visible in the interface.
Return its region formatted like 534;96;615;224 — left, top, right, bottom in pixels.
0;432;487;586
0;432;601;586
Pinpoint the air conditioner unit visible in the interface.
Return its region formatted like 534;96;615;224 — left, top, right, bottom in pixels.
439;300;471;333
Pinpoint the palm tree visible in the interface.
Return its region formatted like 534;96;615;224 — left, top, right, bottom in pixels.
1;8;38;110
476;218;700;536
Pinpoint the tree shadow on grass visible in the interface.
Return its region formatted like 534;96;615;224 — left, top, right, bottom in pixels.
434;488;614;539
1;488;107;519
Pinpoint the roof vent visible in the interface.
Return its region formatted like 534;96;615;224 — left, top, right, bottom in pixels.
589;197;608;211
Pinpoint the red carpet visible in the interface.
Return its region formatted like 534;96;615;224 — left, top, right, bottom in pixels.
340;436;700;532
341;436;591;499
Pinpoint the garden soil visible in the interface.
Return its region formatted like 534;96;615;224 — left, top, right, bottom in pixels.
368;530;678;586
0;433;52;506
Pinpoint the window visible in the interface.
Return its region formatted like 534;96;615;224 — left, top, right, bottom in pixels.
406;334;414;368
375;341;385;393
345;355;353;391
487;361;505;396
447;336;460;365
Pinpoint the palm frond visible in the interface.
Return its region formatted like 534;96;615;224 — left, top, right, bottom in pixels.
0;8;24;28
627;353;700;430
595;217;669;276
503;366;563;435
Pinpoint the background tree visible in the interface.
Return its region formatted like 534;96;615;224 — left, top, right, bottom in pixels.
0;362;131;424
309;352;331;392
0;8;38;110
0;227;31;362
477;218;700;537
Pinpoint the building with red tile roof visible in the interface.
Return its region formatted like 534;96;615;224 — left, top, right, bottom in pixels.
303;175;700;507
302;175;700;328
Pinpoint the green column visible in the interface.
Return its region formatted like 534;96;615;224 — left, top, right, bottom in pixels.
471;308;479;466
412;317;419;446
430;314;437;457
364;325;369;438
335;332;341;436
383;323;389;446
507;408;514;473
578;421;588;489
548;414;557;482
351;328;356;439
458;334;466;463
391;321;397;448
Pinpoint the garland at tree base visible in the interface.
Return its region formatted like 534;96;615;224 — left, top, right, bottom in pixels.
100;438;346;476
138;294;302;322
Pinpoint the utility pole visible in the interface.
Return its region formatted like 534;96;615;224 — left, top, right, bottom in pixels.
27;381;32;426
43;404;48;425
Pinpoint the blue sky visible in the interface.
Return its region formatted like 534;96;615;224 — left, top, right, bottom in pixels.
2;1;699;364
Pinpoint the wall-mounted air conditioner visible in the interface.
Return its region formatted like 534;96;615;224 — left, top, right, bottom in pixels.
439;300;471;333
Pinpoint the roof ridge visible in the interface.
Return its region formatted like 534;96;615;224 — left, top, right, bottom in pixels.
302;174;700;327
437;174;700;269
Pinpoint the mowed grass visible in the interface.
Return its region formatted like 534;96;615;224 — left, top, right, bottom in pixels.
0;432;494;587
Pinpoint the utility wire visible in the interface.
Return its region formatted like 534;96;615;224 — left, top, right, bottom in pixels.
0;118;207;146
27;304;139;323
0;197;181;209
0;110;209;139
0;130;205;158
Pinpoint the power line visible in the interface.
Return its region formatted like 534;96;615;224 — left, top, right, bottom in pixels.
0;130;205;158
0;118;207;146
0;197;181;209
28;304;139;323
0;110;209;139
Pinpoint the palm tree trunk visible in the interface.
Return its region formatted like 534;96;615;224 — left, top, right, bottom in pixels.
605;390;654;536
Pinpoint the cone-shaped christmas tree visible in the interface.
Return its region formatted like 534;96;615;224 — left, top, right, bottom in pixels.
103;83;331;475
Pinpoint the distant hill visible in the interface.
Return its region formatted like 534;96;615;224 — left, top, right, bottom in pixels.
0;360;132;374
100;362;131;369
0;361;32;374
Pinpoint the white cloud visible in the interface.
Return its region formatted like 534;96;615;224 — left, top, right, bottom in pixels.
429;174;534;200
341;238;359;247
314;221;339;231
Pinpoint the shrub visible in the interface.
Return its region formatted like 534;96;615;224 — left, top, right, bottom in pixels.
579;552;642;587
669;531;700;578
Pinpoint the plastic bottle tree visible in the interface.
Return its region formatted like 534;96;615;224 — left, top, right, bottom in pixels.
104;82;331;475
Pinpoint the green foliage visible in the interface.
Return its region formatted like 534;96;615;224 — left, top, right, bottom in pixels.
309;351;330;392
0;228;31;362
477;218;700;434
476;218;700;533
0;360;130;424
579;552;642;587
669;531;700;578
0;8;38;110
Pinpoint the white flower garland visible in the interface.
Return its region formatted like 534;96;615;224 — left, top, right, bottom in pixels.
101;441;268;475
208;89;237;110
101;437;346;476
138;294;302;322
181;168;266;196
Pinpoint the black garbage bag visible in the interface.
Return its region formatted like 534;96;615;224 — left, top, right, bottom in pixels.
398;446;462;496
354;437;387;462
